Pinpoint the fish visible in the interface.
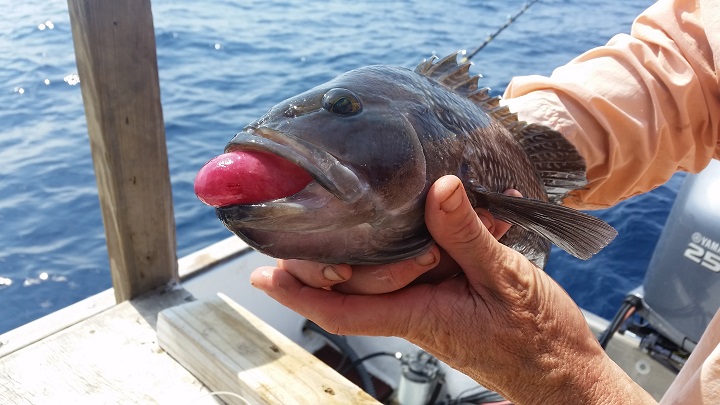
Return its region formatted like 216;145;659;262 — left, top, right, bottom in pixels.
193;52;617;268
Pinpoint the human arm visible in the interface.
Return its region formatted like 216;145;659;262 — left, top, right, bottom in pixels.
251;175;657;405
503;0;720;210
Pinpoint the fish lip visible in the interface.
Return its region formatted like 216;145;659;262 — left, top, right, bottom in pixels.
221;126;364;206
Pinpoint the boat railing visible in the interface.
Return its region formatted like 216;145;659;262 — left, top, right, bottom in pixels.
68;0;178;303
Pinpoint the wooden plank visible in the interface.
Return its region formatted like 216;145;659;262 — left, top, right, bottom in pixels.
178;236;251;279
0;288;222;404
157;294;381;405
67;0;177;301
0;289;115;358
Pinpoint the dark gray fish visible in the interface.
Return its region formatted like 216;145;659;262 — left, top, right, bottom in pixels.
199;53;617;267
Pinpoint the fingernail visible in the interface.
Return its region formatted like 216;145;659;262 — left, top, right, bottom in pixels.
415;250;437;266
440;183;464;213
250;268;271;290
322;266;345;282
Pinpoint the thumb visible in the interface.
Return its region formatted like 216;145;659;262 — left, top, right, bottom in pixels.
425;175;517;287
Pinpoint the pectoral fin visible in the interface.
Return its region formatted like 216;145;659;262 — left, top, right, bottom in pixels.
470;189;617;260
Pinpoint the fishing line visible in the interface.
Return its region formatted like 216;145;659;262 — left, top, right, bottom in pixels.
462;0;541;63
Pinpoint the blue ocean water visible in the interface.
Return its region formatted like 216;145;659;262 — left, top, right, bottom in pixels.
0;0;669;334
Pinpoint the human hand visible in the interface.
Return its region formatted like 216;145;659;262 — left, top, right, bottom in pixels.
267;187;518;295
250;175;654;404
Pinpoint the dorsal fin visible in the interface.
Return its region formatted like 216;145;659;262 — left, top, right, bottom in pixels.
415;52;587;203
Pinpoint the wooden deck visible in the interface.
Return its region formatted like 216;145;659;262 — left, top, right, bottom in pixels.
0;238;380;405
0;291;380;404
1;288;212;404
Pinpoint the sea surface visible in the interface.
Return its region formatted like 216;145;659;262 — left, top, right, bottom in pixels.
1;0;673;334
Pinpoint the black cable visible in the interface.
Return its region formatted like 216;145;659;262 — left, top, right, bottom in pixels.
427;376;445;405
334;351;349;374
303;320;378;399
598;295;641;349
457;389;506;404
438;385;506;405
444;386;482;405
598;301;633;349
338;351;401;375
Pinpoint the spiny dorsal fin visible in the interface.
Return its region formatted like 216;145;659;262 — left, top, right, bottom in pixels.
415;52;588;203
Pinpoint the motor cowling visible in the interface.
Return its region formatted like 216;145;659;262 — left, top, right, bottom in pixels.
636;159;720;352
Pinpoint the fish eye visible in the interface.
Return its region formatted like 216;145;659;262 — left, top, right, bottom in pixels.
322;88;362;116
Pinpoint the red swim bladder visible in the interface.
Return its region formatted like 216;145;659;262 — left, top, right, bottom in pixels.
194;150;313;207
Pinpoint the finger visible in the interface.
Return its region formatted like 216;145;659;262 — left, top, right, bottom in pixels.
277;259;352;289
475;208;510;240
250;265;430;337
331;245;441;294
410;247;463;284
425;176;523;287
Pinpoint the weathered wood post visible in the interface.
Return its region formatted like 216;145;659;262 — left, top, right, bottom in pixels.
67;0;178;301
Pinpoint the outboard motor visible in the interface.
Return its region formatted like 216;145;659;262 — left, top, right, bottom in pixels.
600;159;720;370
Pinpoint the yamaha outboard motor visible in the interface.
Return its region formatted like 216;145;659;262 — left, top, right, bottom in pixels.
600;159;720;370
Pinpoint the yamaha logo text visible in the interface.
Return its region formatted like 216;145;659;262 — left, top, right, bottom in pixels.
684;232;720;272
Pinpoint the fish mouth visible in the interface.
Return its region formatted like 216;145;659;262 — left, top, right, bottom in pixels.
215;127;365;228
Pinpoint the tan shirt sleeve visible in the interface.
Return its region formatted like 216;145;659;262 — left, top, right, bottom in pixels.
503;0;720;210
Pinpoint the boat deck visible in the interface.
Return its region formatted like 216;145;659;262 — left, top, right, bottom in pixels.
0;237;677;404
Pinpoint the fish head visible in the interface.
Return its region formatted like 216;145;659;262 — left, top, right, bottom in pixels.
213;66;438;264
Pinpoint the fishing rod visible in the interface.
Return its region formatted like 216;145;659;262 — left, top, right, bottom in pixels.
461;0;541;63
